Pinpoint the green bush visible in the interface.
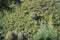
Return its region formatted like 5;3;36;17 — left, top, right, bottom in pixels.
0;0;60;40
33;26;58;40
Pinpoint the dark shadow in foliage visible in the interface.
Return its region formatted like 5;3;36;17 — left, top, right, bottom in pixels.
14;0;22;4
31;13;43;20
0;0;11;11
0;26;3;30
39;38;44;40
12;33;18;40
39;37;52;40
0;33;4;40
46;37;52;40
34;16;42;20
53;24;60;27
9;0;22;4
31;15;42;20
0;0;21;11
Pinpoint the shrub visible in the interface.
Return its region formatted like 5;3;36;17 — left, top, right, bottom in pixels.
0;0;60;40
33;26;58;40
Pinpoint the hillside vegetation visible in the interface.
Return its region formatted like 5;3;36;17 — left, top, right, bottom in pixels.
0;0;60;40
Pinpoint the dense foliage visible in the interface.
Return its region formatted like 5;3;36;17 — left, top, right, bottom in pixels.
0;0;60;40
33;26;58;40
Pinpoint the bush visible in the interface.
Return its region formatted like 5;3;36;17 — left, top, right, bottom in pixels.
33;26;58;40
0;0;60;40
